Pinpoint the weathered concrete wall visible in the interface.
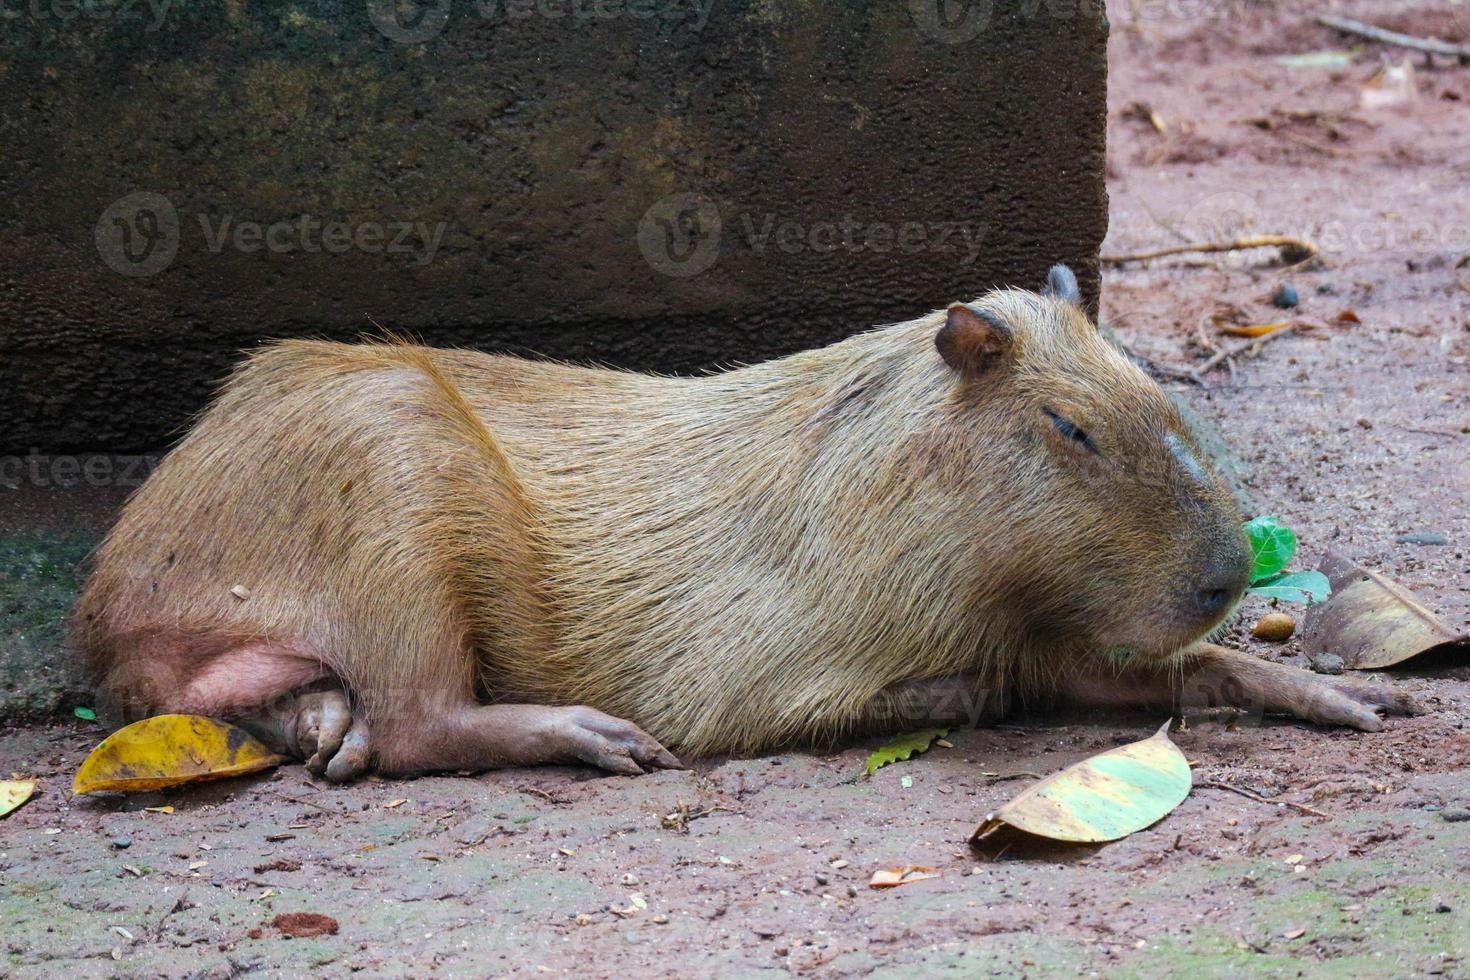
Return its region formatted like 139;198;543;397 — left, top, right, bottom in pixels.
1;0;1109;451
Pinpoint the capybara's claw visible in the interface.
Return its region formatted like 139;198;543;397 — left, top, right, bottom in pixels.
322;714;373;783
1298;674;1418;732
293;690;352;763
554;706;684;775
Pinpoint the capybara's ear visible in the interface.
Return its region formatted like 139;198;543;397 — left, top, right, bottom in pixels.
1041;264;1081;305
937;304;1013;376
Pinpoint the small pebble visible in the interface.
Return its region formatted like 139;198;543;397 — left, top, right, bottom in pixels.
111;837;132;850
1440;808;1470;823
1251;612;1296;642
814;873;828;886
1436;904;1452;914
620;873;639;886
652;914;669;925
1356;418;1373;429
1271;283;1299;308
1310;653;1345;675
1396;531;1449;546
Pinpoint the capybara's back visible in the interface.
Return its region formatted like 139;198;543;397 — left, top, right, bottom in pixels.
75;266;1413;781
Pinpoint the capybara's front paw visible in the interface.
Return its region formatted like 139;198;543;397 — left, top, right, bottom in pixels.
1296;673;1420;732
547;706;685;775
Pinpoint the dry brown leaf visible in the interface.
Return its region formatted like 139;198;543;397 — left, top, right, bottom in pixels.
1303;551;1468;669
868;865;941;889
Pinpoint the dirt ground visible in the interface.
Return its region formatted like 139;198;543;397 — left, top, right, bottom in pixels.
3;0;1470;976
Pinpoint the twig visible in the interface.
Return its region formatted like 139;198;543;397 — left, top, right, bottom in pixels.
1196;780;1331;818
277;793;343;815
147;892;190;943
1192;324;1299;378
983;771;1044;784
1397;425;1464;439
1275;129;1351;157
1315;14;1470;62
1102;235;1319;266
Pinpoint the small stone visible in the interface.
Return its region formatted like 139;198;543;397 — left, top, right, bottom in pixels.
814;873;828;886
1310;653;1346;676
229;585;251;600
1356;418;1373;429
1440;808;1470;823
846;885;858;898
1435;904;1452;914
1271;283;1299;308
1396;531;1449;546
1251;612;1296;642
111;837;132;850
652;914;669;925
620;873;639;886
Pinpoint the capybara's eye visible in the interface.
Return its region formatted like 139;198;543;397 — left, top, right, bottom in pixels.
1043;407;1099;455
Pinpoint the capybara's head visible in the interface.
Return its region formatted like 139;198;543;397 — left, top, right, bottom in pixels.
936;265;1250;662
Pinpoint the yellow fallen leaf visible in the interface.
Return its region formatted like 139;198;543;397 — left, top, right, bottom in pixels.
971;721;1191;845
383;799;408;809
145;805;176;814
1216;320;1293;338
73;714;286;795
0;780;36;818
869;866;941;889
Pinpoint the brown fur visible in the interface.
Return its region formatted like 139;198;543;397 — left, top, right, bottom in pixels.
74;286;1254;769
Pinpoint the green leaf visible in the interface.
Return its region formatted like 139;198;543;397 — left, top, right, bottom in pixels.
1244;516;1297;583
73;706;97;721
1274;48;1359;70
1248;570;1332;605
862;729;948;779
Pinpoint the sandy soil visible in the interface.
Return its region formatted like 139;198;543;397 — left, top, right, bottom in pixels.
3;0;1469;976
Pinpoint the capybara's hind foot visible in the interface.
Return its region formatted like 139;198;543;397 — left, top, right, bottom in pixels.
548;706;685;775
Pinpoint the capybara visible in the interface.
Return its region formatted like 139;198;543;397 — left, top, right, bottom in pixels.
73;266;1415;780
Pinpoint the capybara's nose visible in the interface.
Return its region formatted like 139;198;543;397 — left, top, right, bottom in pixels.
1195;584;1234;617
1194;555;1249;619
